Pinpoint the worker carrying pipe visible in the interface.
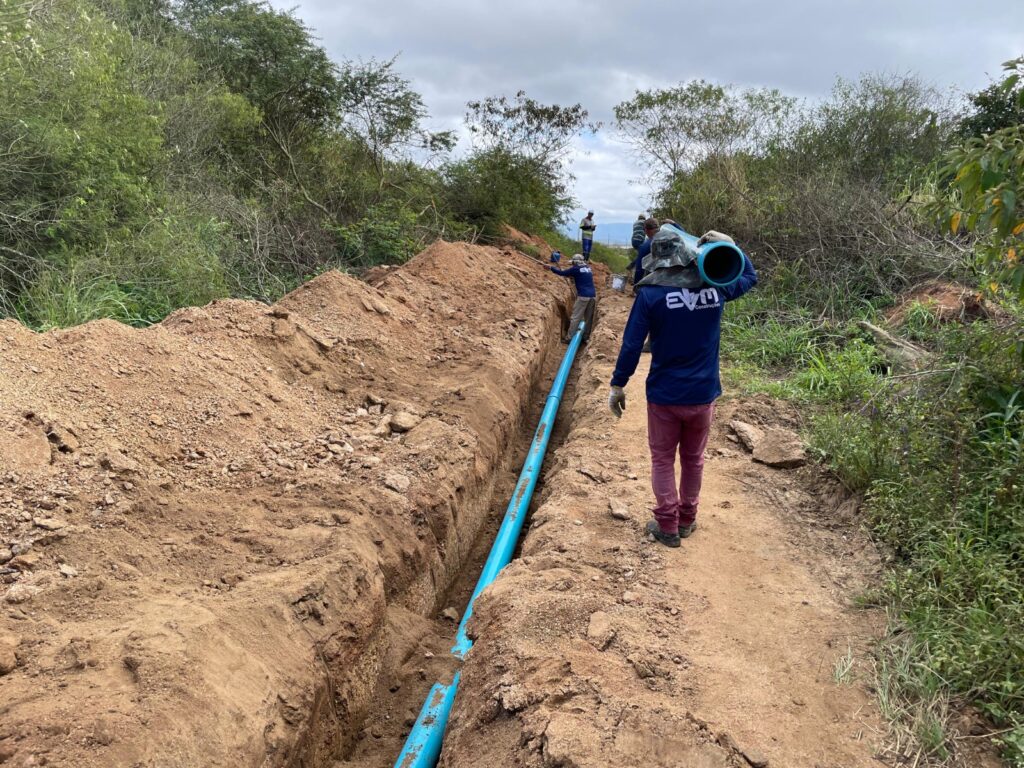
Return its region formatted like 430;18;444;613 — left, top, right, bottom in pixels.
550;253;596;343
608;227;757;547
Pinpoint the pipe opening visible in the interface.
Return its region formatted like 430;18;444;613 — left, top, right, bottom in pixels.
700;243;744;286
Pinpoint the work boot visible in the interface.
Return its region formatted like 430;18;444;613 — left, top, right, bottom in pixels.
645;520;680;548
679;521;697;539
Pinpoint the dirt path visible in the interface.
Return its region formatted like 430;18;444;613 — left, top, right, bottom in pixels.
443;291;890;768
615;359;884;766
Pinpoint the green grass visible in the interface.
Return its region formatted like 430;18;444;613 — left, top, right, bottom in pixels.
873;627;956;762
19;271;145;329
721;280;1024;765
588;242;632;273
833;645;856;685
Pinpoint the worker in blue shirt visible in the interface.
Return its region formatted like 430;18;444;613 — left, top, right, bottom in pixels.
550;253;597;343
626;217;659;290
608;228;757;547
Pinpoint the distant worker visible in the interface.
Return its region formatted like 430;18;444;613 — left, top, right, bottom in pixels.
550;250;562;263
608;228;757;547
631;214;647;252
627;217;659;289
550;253;596;343
579;210;596;260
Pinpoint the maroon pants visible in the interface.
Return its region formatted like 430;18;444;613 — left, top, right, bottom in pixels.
646;402;715;535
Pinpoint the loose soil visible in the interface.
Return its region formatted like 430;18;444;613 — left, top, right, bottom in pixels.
884;279;990;326
0;241;575;767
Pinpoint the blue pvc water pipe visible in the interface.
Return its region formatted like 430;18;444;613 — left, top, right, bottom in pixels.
662;222;746;288
392;323;586;768
393;673;459;768
451;322;585;658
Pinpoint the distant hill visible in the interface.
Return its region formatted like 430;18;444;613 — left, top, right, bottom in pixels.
558;221;636;247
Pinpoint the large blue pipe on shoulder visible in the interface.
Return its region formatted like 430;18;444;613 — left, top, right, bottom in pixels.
392;322;586;768
663;222;746;288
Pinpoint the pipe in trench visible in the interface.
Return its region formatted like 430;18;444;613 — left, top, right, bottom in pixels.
393;323;586;768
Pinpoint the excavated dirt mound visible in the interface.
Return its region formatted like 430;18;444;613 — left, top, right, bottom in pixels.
9;239;982;768
498;225;554;259
884;280;990;326
0;241;573;767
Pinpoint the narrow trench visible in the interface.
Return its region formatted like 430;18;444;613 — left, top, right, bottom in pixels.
334;337;580;768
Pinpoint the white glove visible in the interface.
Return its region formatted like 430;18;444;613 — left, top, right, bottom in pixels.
697;230;735;246
608;386;626;418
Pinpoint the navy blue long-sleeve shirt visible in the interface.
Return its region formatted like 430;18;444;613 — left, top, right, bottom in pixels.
611;255;757;405
626;237;653;285
550;264;596;298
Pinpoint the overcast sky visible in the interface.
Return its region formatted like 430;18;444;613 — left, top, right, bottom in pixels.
272;0;1022;230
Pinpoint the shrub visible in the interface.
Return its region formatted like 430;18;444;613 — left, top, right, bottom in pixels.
335;202;422;269
823;319;1024;759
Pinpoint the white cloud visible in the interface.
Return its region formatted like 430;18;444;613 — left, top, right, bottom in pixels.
564;132;652;224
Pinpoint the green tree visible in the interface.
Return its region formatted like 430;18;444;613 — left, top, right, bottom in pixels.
465;90;595;164
453;91;594;234
614;81;794;185
940;58;1024;301
795;73;954;185
959;60;1024;138
338;57;455;183
443;149;567;233
0;0;233;325
172;0;340;133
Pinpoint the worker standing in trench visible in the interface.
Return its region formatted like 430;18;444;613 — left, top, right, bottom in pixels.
550;253;596;343
607;228;757;547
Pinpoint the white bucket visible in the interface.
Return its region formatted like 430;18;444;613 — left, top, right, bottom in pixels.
611;274;627;292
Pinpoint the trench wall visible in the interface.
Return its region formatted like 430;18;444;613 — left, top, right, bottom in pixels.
0;241;570;767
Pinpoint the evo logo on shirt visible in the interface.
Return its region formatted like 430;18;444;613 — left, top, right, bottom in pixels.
665;287;721;311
